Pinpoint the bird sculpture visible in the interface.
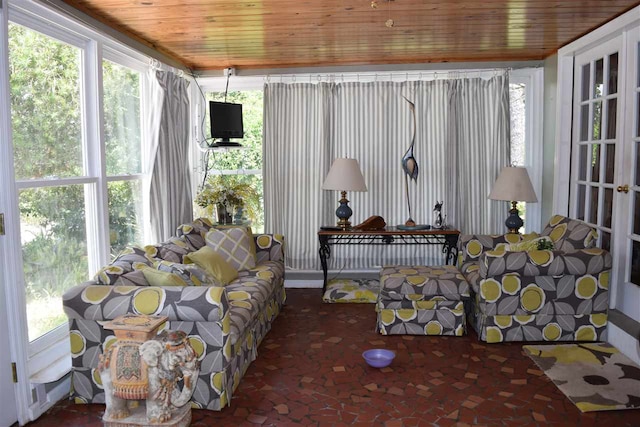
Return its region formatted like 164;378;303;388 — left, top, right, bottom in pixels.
401;96;418;226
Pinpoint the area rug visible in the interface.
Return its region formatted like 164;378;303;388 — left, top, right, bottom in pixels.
322;278;380;303
523;343;640;412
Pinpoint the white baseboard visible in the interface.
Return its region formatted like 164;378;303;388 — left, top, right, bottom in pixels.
285;280;323;288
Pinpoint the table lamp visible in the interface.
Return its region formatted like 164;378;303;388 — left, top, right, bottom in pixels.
488;166;538;233
322;158;368;230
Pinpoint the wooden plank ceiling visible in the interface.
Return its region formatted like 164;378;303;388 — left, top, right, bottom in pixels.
60;0;640;71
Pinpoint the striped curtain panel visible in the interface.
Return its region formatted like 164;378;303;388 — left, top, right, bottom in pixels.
263;74;510;270
148;70;194;243
263;83;334;268
447;76;511;235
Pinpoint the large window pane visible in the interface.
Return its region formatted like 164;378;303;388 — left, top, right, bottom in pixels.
103;60;142;175
199;90;265;232
9;24;83;179
20;185;88;341
108;180;144;257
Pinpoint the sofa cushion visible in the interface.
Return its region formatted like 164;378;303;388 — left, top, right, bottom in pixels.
155;260;216;286
205;227;256;271
184;246;238;285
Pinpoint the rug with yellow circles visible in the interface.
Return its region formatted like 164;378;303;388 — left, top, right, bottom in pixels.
523;343;640;412
322;278;380;303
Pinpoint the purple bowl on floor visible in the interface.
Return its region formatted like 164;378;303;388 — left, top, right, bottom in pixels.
362;349;396;368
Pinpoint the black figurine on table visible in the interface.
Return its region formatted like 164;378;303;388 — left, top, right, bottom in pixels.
433;201;443;229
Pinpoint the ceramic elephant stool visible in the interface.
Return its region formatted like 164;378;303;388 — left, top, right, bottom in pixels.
99;328;200;427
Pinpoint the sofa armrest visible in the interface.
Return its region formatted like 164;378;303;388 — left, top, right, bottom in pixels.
62;281;230;323
479;248;612;278
254;234;285;264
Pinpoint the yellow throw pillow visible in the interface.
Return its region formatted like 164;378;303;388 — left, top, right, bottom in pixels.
507;236;554;252
141;267;188;287
183;246;238;285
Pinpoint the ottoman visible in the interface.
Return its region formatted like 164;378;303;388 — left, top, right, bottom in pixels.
377;265;471;336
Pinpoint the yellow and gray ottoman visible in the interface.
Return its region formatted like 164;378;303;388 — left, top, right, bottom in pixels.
377;265;471;336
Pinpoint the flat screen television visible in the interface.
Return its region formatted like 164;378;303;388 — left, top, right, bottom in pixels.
209;101;244;147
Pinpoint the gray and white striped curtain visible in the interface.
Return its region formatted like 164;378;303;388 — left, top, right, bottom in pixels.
447;77;511;235
148;70;193;243
263;74;509;270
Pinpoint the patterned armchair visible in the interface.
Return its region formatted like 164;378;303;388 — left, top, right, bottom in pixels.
458;215;611;343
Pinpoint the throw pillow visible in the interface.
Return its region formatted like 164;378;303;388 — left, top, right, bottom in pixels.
183;246;238;285
507;236;554;252
155;260;217;286
141;267;188;287
205;227;257;271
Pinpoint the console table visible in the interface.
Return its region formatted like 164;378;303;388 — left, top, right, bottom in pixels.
317;227;460;294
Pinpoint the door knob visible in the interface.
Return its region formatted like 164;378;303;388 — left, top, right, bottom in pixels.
617;184;629;193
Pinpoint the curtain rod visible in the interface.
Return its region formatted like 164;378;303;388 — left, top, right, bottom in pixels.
263;68;509;84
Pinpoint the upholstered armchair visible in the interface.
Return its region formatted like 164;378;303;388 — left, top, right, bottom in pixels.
458;215;611;343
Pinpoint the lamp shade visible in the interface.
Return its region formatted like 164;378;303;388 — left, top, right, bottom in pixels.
322;158;368;192
488;167;538;202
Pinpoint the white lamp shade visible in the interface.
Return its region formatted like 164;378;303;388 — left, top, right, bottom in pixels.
488;166;538;202
322;158;368;192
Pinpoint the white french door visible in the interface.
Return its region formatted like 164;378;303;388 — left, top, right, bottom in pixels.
570;26;640;329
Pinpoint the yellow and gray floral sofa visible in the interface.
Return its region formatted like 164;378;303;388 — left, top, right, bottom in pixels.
62;218;286;410
458;215;611;343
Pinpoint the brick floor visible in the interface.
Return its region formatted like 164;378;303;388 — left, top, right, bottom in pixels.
25;289;640;426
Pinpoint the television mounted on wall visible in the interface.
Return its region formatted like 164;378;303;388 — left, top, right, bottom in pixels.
209;101;244;147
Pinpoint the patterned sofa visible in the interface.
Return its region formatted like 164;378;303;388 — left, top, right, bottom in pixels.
62;218;286;410
458;215;611;343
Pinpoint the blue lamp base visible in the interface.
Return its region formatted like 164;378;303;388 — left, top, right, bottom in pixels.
335;191;353;230
505;201;523;234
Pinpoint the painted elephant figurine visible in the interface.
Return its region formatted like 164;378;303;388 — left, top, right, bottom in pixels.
99;329;200;424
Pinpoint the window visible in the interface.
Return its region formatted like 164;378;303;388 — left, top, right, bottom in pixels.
197;90;264;232
103;59;146;256
510;69;544;232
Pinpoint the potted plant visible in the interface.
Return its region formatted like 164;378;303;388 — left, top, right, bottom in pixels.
195;175;260;225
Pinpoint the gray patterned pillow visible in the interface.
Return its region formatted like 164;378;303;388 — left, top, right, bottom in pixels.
205;227;256;271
